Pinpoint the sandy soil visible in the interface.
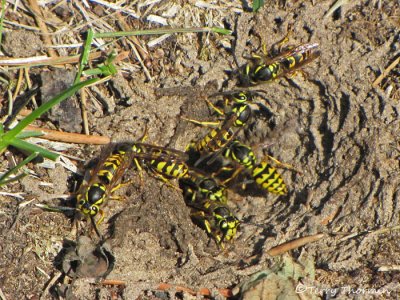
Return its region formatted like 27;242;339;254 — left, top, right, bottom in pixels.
0;1;399;299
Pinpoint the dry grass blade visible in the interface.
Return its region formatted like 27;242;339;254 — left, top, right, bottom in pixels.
377;265;400;272
267;233;325;256
90;0;139;19
39;271;62;300
372;56;400;88
0;287;7;300
324;0;349;19
0;52;103;67
27;0;57;57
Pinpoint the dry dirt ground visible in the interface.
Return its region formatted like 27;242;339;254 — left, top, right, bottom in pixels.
0;1;400;299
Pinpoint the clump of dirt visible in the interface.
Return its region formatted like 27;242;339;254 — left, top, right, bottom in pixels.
2;30;43;57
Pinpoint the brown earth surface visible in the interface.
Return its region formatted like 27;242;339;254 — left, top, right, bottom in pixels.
0;1;399;299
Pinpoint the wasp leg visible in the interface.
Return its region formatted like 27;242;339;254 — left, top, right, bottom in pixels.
110;178;133;195
273;23;293;53
204;98;225;116
150;171;182;192
182;116;221;127
95;209;105;226
190;210;224;249
223;167;244;185
264;155;302;174
132;157;146;188
286;68;309;80
214;166;244;186
182;97;228;127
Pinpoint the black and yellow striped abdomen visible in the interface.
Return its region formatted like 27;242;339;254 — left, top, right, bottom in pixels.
149;158;189;179
240;43;320;86
195;127;234;153
97;149;126;184
252;162;287;195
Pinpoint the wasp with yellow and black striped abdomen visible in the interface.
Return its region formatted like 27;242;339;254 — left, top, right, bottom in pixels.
190;199;240;247
127;142;238;246
184;90;275;164
129;142;229;202
180;170;228;205
217;140;288;195
129;142;190;188
239;43;320;87
184;92;256;165
76;144;132;226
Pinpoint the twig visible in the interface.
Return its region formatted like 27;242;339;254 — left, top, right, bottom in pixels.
115;13;149;61
115;12;152;82
24;125;110;144
372;56;400;88
101;279;126;286
126;39;152;82
267;233;325;256
39;271;63;300
27;0;58;57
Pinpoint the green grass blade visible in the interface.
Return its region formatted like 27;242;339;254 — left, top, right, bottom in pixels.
0;77;99;149
9;138;59;160
0;151;38;186
253;0;265;12
75;29;94;84
16;130;44;139
83;51;118;77
94;26;232;39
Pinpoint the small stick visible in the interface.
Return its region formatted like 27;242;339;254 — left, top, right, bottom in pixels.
39;271;63;300
24;125;110;144
115;13;149;60
372;56;400;88
27;0;58;57
267;233;325;256
101;279;126;286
